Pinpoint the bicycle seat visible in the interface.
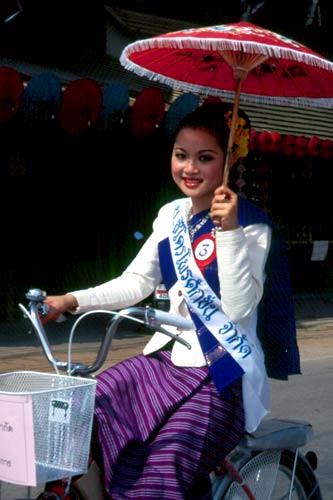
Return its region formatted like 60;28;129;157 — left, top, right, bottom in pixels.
240;418;313;451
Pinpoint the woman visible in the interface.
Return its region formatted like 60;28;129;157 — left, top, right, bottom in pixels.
41;102;299;499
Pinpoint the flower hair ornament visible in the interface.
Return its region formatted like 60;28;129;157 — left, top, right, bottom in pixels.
224;108;251;166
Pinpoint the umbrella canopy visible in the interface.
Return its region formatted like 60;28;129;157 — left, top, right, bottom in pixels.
22;72;62;126
129;86;165;138
164;92;200;138
120;21;333;184
57;78;103;135
120;21;333;108
0;66;24;124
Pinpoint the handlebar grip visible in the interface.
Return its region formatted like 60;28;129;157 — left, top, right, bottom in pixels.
26;289;66;323
151;309;194;330
39;303;67;323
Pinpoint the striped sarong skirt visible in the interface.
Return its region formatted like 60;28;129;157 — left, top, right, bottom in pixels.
94;351;244;499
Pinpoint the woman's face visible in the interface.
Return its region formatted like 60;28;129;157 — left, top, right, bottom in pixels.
171;127;225;212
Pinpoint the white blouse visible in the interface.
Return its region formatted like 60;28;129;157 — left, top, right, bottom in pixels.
70;198;272;431
70;196;271;365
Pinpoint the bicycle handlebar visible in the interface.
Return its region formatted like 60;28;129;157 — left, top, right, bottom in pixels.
19;289;194;376
149;308;193;330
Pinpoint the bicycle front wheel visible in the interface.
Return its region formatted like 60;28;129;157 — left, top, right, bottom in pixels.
213;449;322;500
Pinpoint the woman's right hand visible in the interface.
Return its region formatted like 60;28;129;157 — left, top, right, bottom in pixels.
210;185;239;231
42;294;78;323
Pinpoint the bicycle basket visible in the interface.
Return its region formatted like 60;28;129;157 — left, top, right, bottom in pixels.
0;371;97;486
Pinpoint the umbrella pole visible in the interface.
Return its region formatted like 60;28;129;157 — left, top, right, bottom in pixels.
222;78;243;187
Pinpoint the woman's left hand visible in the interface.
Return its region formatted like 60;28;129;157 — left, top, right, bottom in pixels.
210;186;239;231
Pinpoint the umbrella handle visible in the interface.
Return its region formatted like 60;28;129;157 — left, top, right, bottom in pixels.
222;78;243;187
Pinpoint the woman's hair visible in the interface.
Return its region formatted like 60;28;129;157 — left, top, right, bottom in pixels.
175;101;251;158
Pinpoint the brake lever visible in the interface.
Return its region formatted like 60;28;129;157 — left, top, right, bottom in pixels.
144;322;191;350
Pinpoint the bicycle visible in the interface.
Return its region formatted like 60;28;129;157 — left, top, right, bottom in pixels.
0;288;323;500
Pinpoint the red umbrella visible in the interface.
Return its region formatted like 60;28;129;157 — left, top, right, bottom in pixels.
57;78;103;135
120;21;333;184
129;86;165;138
0;66;24;124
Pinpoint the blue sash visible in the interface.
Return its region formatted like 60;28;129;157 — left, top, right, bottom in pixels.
166;201;265;399
158;197;300;381
189;311;244;393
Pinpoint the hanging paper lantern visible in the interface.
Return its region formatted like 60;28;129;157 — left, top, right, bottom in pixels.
307;136;321;157
22;72;62;126
294;136;308;158
282;135;297;156
57;78;103;135
320;139;333;160
100;82;129;131
257;130;282;153
130;87;165;138
0;66;24;124
270;131;282;153
257;131;272;153
164;92;199;138
248;129;258;151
